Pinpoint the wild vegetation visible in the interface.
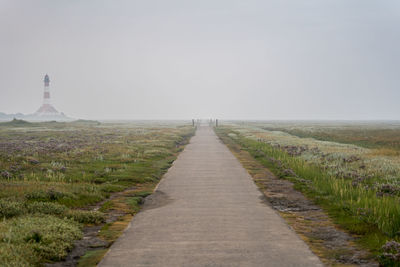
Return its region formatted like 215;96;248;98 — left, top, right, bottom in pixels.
0;119;194;266
253;121;400;153
216;122;400;265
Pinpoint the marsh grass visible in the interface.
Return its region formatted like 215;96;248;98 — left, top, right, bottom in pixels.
77;249;108;267
0;215;82;265
256;122;400;152
0;121;194;265
216;126;400;262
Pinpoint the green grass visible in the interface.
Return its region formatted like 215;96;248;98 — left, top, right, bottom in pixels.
125;191;152;213
0;118;34;127
0;120;195;266
0;215;82;265
216;126;400;263
256;121;400;152
65;210;105;224
77;249;108;267
99;200;114;212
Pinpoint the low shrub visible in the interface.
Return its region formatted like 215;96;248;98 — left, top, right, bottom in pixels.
379;240;400;266
0;199;25;219
65;210;105;224
0;215;82;263
26;202;68;215
25;189;75;202
0;243;38;267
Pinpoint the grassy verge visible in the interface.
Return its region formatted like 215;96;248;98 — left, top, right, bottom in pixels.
216;126;400;265
77;249;108;267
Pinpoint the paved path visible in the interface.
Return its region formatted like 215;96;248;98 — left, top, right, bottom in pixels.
99;126;323;266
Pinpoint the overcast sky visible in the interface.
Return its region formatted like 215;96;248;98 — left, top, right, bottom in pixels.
0;0;399;120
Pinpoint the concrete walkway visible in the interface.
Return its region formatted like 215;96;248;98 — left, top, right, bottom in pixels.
99;126;323;266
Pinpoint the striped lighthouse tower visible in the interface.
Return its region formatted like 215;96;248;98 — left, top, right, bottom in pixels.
35;74;60;115
43;74;51;104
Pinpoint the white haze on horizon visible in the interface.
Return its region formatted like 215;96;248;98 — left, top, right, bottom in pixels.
0;0;399;120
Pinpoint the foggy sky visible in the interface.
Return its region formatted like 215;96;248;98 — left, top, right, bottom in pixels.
1;0;399;120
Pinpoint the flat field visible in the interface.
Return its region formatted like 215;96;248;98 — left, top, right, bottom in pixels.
0;120;194;266
217;121;400;265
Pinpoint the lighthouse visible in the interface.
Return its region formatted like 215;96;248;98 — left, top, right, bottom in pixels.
0;74;72;121
34;74;64;117
43;74;51;105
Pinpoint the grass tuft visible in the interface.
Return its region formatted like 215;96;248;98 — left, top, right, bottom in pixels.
65;210;105;224
0;215;82;264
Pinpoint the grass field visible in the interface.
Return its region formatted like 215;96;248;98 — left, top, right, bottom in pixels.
0;119;194;266
251;121;400;153
216;121;400;265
